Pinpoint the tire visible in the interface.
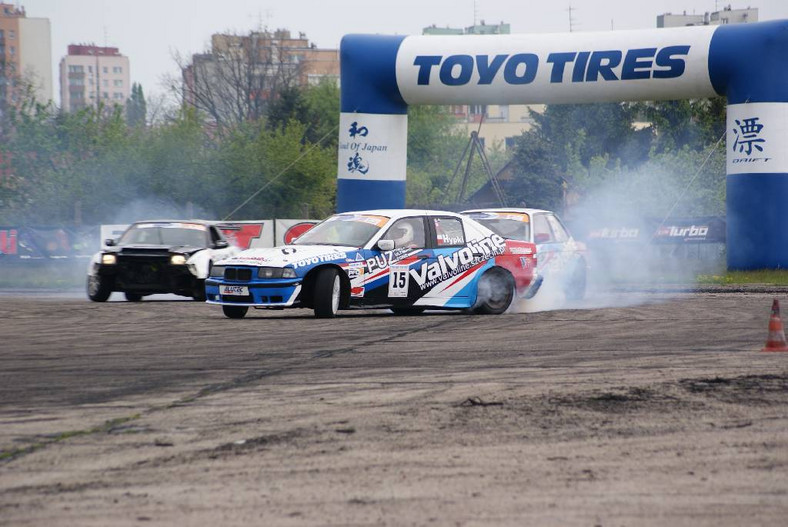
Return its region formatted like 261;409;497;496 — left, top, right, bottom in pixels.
473;269;514;315
565;260;587;301
313;268;341;319
192;279;206;301
390;307;425;316
222;305;248;319
87;274;112;302
124;292;143;302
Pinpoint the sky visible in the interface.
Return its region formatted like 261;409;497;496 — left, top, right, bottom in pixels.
22;0;788;105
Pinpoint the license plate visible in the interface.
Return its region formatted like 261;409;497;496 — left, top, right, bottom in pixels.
220;285;249;296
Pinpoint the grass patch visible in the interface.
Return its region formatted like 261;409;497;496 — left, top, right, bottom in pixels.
697;270;788;286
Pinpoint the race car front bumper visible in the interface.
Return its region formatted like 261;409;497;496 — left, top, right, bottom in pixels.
205;278;302;307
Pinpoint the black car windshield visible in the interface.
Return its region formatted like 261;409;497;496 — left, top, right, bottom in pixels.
119;223;209;247
292;214;390;247
468;212;531;242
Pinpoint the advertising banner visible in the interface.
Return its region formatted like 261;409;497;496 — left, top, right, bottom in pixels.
396;26;717;105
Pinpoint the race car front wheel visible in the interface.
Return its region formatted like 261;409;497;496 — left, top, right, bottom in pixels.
192;279;207;301
87;274;112;302
314;268;341;318
474;268;514;315
222;305;248;319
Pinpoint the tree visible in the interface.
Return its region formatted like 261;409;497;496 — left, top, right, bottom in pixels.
175;31;303;130
126;83;147;127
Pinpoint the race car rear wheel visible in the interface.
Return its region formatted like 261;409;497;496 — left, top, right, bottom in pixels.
474;268;514;315
314;268;341;318
124;292;143;302
87;274;112;302
390;307;425;316
222;305;248;319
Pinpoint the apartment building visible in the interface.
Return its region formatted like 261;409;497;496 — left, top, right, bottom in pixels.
658;5;758;27
59;44;130;113
0;3;53;105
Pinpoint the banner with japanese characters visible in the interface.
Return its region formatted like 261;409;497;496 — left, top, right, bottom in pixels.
337;113;408;181
727;103;788;175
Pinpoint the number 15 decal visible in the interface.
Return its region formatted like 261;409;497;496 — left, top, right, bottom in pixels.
388;265;410;297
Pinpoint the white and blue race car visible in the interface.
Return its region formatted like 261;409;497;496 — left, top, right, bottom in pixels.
206;209;539;318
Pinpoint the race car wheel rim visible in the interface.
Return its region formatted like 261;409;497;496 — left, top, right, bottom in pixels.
331;275;340;314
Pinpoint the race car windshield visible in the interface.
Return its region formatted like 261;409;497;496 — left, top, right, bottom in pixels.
470;214;531;242
292;214;389;247
119;224;208;247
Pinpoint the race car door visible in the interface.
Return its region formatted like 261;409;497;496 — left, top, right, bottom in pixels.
415;216;478;306
358;216;433;305
533;212;570;276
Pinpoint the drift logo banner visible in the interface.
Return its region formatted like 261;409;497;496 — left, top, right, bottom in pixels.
338;112;407;181
727;103;788;175
396;26;717;105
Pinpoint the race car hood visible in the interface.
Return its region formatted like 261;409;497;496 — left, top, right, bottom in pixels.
216;245;355;269
109;244;205;255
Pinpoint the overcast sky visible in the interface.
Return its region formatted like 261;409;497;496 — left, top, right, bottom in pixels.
23;0;788;104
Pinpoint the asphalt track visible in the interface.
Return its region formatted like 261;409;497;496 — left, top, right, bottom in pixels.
0;289;786;526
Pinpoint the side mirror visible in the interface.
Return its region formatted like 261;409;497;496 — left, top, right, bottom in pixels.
214;240;229;249
534;233;550;244
104;238;116;247
377;239;395;251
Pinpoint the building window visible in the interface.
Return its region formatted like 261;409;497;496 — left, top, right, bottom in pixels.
8;30;14;40
102;79;108;87
113;66;122;74
88;65;92;73
9;46;14;56
103;92;108;99
102;66;108;74
68;65;84;73
113;79;122;87
113;92;124;100
0;30;4;39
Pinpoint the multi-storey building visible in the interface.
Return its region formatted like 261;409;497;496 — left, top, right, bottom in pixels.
657;5;758;27
182;29;339;124
59;44;130;113
0;3;53;106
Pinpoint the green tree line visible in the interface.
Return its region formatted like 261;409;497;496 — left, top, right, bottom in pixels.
0;75;728;227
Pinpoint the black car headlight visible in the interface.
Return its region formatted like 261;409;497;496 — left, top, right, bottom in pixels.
210;265;225;278
257;267;296;279
170;254;187;265
101;253;117;265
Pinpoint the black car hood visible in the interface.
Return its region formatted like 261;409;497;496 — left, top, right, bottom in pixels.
108;244;204;255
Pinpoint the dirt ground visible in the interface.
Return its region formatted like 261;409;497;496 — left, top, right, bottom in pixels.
0;290;786;526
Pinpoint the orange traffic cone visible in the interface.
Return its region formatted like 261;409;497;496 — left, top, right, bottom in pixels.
762;299;788;352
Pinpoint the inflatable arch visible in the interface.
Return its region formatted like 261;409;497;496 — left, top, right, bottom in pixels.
336;21;788;270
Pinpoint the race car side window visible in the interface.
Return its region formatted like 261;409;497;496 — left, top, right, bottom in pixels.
533;214;554;244
432;217;465;247
546;215;569;243
382;217;426;249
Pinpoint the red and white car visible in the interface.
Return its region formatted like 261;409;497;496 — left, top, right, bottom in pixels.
462;208;587;300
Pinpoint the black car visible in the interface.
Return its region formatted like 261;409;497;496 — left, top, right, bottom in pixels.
87;220;239;302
